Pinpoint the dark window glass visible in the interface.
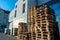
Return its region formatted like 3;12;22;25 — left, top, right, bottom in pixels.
16;5;17;8
23;3;25;13
14;10;17;17
23;0;25;1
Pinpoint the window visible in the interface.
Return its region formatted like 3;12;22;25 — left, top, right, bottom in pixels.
23;0;25;1
23;3;25;13
15;5;17;8
14;10;17;17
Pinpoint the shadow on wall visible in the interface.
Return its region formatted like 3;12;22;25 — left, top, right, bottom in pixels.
0;25;6;33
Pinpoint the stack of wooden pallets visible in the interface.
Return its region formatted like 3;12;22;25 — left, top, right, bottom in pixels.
28;5;56;40
17;23;27;40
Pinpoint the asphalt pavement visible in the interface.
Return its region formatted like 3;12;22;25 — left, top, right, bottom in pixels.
0;33;17;40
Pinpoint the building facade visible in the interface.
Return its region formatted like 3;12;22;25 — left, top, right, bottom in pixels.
0;8;9;33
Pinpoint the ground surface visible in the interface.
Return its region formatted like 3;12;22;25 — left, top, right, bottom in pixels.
0;33;17;40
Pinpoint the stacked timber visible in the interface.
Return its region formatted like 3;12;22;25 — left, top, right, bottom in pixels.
17;23;27;40
28;5;56;40
13;28;18;36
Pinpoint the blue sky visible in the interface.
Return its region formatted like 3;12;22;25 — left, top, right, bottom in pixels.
0;0;17;11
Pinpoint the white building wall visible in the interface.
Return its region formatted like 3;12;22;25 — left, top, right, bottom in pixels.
9;9;15;22
15;0;27;23
13;19;19;28
14;0;36;26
